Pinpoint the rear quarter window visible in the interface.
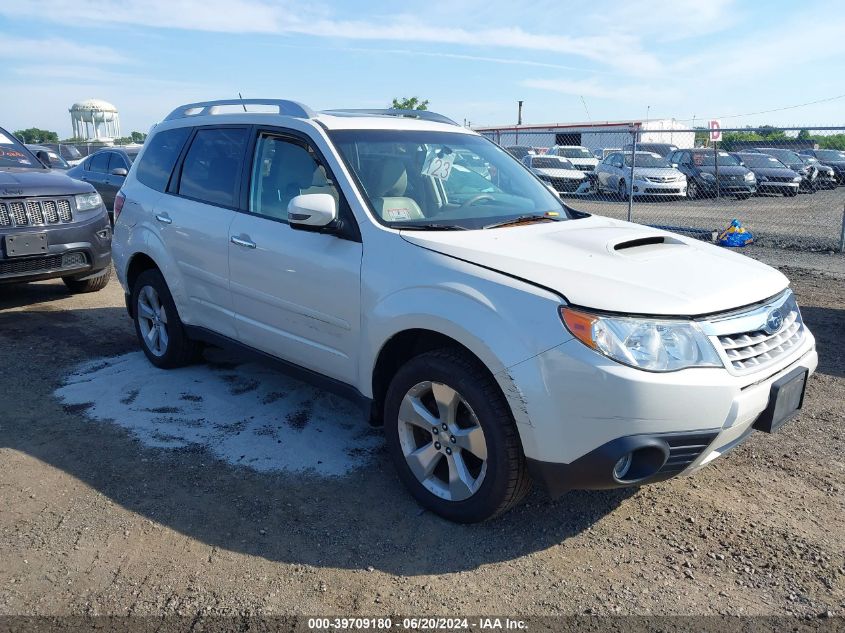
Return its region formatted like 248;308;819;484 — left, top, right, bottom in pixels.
136;127;191;192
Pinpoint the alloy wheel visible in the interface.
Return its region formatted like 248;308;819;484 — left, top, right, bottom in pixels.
397;381;488;502
136;285;169;357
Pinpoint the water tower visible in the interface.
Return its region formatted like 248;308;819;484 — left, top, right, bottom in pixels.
69;99;121;140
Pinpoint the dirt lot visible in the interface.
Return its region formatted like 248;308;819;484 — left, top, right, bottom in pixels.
0;250;843;619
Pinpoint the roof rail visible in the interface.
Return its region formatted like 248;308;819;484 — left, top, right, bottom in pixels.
163;99;315;121
322;109;459;126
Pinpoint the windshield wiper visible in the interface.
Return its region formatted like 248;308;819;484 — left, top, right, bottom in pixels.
396;222;469;231
483;214;558;230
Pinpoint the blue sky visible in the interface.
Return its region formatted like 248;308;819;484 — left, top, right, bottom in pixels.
2;0;844;137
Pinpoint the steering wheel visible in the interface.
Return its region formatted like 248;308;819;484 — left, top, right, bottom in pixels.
460;194;495;209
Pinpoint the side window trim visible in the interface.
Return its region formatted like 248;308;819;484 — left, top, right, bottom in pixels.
243;126;361;243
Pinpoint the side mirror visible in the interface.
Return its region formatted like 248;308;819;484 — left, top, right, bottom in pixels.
35;150;52;168
671;163;679;168
110;167;128;177
288;193;337;228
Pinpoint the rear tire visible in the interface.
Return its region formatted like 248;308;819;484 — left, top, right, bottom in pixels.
131;269;202;368
63;268;111;293
384;348;530;523
785;189;799;197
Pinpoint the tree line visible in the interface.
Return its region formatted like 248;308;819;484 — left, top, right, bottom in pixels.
12;127;147;145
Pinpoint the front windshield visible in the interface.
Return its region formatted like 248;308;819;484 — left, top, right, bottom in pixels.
555;147;593;159
532;156;574;169
816;150;845;161
692;151;741;167
739;154;785;169
0;130;39;168
762;149;800;164
62;145;82;159
623;153;670;168
330;130;570;229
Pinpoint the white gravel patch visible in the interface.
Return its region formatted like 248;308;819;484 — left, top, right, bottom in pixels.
54;350;383;476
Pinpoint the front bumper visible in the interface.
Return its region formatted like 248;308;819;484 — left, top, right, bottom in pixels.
758;181;799;192
0;209;111;284
632;179;687;197
506;329;817;496
699;178;756;194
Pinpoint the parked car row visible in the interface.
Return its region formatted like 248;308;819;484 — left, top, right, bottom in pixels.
508;140;842;200
66;146;142;219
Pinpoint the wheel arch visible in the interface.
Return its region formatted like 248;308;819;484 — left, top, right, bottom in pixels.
369;328;503;426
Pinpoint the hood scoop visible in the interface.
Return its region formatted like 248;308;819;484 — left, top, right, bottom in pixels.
611;234;686;258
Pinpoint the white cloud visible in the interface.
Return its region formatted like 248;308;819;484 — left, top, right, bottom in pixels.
521;77;677;107
0;0;663;77
0;35;128;64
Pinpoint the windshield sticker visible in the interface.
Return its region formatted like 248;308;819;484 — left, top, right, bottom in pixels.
0;133;14;144
422;149;456;180
385;208;412;221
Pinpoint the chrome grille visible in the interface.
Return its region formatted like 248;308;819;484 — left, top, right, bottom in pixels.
42;200;59;223
27;201;44;224
0;198;73;227
704;291;805;374
57;199;72;222
10;202;28;225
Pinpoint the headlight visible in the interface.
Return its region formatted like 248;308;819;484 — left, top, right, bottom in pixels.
792;176;802;182
700;172;716;181
75;192;102;211
560;307;722;372
744;172;755;181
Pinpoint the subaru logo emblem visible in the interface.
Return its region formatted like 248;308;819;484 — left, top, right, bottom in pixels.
765;309;784;334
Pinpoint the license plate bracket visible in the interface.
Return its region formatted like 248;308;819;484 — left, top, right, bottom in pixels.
753;367;808;433
5;232;48;257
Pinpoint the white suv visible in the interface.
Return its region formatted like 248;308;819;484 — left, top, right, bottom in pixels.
112;99;817;523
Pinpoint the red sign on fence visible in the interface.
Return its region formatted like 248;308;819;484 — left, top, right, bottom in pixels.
709;119;722;142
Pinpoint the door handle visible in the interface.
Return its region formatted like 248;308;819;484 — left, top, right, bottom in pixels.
230;236;256;249
155;214;172;224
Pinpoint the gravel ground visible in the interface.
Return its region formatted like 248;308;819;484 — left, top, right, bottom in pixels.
568;187;845;251
0;249;843;619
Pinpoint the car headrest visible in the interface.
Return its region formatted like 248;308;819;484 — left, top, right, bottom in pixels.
372;161;408;198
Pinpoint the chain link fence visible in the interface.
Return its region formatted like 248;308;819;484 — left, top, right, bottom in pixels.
480;126;845;252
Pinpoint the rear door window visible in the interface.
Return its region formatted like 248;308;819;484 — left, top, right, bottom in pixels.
89;152;110;173
136;127;191;192
178;128;249;208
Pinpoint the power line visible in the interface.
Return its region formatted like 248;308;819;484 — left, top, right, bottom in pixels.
676;93;845;123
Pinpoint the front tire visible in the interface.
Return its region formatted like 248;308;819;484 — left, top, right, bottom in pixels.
384;349;530;523
63;268;111;293
131;269;202;368
687;179;699;199
617;179;629;201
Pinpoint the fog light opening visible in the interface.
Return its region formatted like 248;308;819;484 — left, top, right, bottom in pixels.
612;445;668;484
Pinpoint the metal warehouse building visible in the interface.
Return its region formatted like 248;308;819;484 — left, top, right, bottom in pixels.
474;119;695;153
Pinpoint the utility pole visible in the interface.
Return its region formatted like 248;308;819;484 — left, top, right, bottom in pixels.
517;101;523;126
